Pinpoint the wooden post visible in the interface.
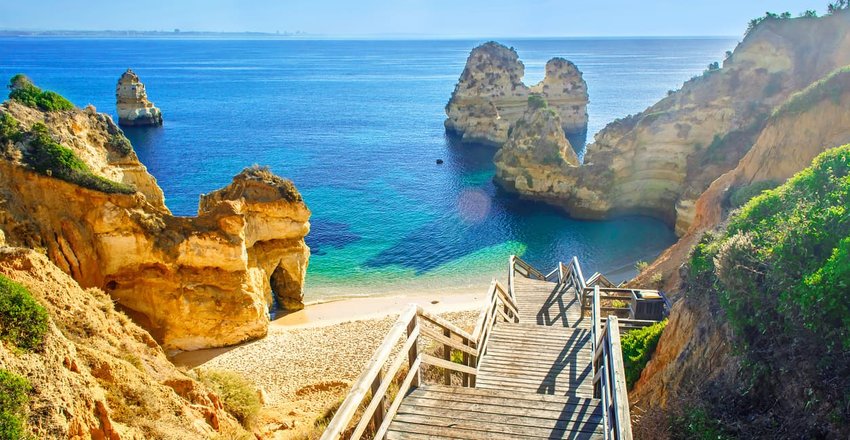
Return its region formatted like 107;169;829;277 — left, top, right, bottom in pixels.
461;336;470;387
407;314;420;388
370;371;385;430
443;328;451;385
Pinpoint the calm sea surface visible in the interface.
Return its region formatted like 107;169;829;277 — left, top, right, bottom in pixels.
0;37;736;301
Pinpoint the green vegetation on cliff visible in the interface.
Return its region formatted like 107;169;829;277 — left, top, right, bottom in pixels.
0;369;30;440
685;145;850;437
7;74;74;112
22;123;135;194
772;65;850;118
0;274;48;352
621;319;667;389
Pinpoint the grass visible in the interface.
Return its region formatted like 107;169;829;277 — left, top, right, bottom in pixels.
194;369;261;429
669;405;733;440
772;66;850;118
0;369;30;440
0;274;48;352
621;319;667;389
8;74;74;112
23;123;135;194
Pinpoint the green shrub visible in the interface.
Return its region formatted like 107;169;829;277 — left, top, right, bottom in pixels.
107;133;133;156
683;145;850;435
0;275;48;352
22;123;135;194
7;75;74;112
527;94;547;110
621;319;667;389
195;369;260;428
0;113;22;144
0;369;30;440
772;66;850;118
728;180;779;208
669;405;733;440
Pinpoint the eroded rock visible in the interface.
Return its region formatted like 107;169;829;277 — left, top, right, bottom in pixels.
116;69;162;126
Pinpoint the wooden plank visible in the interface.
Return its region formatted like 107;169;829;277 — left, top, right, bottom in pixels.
419;324;477;357
397;402;602;429
416;306;475;342
388;420;541;440
421;384;597;404
607;317;633;440
392;412;602;437
419;353;477;376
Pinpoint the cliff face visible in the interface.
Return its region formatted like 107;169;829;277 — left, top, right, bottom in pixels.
633;65;850;291
494;102;580;199
630;63;850;437
116;69;162;127
445;42;588;146
0;100;310;351
516;14;850;230
0;247;248;438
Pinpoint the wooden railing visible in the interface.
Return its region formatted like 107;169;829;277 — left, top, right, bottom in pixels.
321;280;518;440
591;286;633;440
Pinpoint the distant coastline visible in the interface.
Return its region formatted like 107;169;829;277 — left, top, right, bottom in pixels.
0;29;308;39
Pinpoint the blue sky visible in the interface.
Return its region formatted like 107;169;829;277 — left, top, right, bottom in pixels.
0;0;828;37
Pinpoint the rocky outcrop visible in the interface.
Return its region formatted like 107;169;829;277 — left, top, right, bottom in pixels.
508;13;850;230
445;42;588;146
0;247;248;438
494;100;580;199
0;99;310;351
116;69;162;126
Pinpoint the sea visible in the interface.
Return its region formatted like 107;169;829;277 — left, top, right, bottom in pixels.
0;37;737;302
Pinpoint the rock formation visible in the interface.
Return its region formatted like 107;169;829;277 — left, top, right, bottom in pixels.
494;98;580;199
497;13;850;232
445;42;588;146
116;69;162;126
0;247;249;438
0;98;310;351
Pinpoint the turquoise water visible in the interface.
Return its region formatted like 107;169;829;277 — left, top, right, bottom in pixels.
0;37;737;300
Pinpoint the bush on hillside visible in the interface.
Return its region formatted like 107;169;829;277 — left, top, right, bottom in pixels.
686;144;850;436
0;275;48;352
621;319;667;389
527;94;547;110
0;113;22;144
7;74;74;112
194;369;260;428
0;369;30;440
23;123;135;194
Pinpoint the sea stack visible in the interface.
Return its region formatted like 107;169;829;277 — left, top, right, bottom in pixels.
116;68;163;126
494;96;580;199
445;41;588;146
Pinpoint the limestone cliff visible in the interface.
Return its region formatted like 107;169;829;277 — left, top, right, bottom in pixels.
445;42;588;146
0;98;310;351
116;69;163;126
629;59;850;438
517;13;850;230
633;64;850;291
494;99;580;200
0;247;248;439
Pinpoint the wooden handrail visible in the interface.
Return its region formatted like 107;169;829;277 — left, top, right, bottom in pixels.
592;312;633;440
324;276;519;439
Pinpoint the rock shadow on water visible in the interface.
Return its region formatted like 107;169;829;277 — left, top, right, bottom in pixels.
305;219;361;256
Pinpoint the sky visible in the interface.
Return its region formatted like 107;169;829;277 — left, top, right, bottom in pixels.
0;0;830;37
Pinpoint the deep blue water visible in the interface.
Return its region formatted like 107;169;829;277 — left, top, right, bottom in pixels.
0;37;737;300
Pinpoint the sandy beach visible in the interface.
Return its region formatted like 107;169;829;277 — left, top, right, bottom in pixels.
172;290;485;438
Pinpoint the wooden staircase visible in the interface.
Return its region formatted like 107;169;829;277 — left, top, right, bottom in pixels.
321;256;634;440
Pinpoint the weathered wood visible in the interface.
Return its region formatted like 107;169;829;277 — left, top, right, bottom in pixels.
419;353;478;376
416;306;475;342
442;328;451;385
351;324;420;439
607;316;633;440
374;357;422;440
406;314;420;389
418;324;477;357
322;306;417;440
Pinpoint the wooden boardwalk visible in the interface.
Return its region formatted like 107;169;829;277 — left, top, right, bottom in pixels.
387;273;603;439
